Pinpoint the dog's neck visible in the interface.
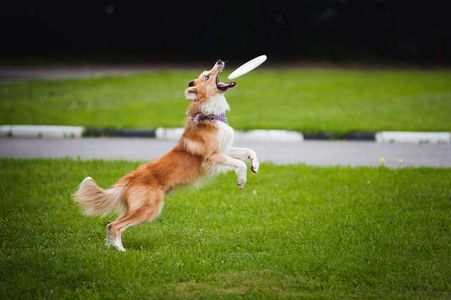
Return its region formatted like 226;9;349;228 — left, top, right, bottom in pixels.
198;94;230;116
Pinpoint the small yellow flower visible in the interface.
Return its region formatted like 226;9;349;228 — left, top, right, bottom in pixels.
399;159;403;164
380;158;385;163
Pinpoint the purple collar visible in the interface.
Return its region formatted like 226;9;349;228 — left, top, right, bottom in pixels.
191;112;228;125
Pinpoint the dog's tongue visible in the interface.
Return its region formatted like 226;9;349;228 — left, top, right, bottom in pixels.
217;80;235;88
217;81;229;88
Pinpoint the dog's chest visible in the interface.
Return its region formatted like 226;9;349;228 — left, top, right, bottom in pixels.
216;121;234;154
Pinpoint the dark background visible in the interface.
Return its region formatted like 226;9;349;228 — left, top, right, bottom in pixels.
1;0;450;64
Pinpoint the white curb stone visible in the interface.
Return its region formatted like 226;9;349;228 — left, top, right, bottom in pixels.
155;128;185;140
375;131;450;144
0;125;84;139
234;129;304;142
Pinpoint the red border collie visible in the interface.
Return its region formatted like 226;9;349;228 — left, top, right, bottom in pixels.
73;60;259;251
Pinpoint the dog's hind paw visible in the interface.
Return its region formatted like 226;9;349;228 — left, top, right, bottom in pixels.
115;244;126;252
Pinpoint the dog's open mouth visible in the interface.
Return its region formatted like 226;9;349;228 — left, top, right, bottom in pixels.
216;74;236;91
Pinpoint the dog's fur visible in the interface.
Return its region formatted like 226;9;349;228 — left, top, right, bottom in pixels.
73;60;259;251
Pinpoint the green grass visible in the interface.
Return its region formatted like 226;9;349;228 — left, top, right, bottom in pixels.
1;158;450;298
1;69;451;133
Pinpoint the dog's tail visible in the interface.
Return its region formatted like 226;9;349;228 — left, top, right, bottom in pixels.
72;177;127;217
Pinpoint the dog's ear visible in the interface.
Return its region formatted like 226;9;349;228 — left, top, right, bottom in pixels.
188;80;195;87
185;87;198;101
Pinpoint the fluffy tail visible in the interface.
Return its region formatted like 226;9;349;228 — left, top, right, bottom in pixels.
73;177;127;217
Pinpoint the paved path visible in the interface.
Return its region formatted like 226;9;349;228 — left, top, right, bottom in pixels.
1;138;450;168
0;64;197;83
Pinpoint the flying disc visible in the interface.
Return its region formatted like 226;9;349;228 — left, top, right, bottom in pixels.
228;55;267;80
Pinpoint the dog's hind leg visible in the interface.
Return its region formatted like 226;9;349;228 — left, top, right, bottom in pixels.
106;224;114;248
106;216;125;248
109;188;164;251
110;207;161;251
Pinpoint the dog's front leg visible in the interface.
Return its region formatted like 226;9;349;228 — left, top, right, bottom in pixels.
228;147;260;173
207;153;248;189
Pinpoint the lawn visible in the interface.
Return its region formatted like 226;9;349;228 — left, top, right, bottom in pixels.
1;69;451;133
1;158;449;298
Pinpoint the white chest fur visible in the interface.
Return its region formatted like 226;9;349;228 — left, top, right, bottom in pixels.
216;121;234;155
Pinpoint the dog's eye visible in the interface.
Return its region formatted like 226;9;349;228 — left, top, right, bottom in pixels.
205;75;210;81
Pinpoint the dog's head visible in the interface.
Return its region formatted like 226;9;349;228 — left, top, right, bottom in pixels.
185;60;236;102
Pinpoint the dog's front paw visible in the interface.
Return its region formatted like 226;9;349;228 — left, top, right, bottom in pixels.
237;177;247;189
251;158;260;173
247;151;259;173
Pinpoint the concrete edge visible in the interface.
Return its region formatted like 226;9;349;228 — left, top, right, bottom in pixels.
1;125;450;144
0;125;84;139
375;131;451;144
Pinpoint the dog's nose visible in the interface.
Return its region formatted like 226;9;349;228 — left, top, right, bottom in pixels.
217;59;224;65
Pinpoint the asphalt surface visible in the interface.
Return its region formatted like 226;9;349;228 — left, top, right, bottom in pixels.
1;138;450;168
0;65;175;82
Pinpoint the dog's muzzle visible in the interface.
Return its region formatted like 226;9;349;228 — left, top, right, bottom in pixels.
215;60;236;91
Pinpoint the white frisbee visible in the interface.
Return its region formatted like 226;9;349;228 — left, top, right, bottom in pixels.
228;55;267;80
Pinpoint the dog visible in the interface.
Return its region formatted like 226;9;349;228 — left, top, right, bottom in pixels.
73;60;259;251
